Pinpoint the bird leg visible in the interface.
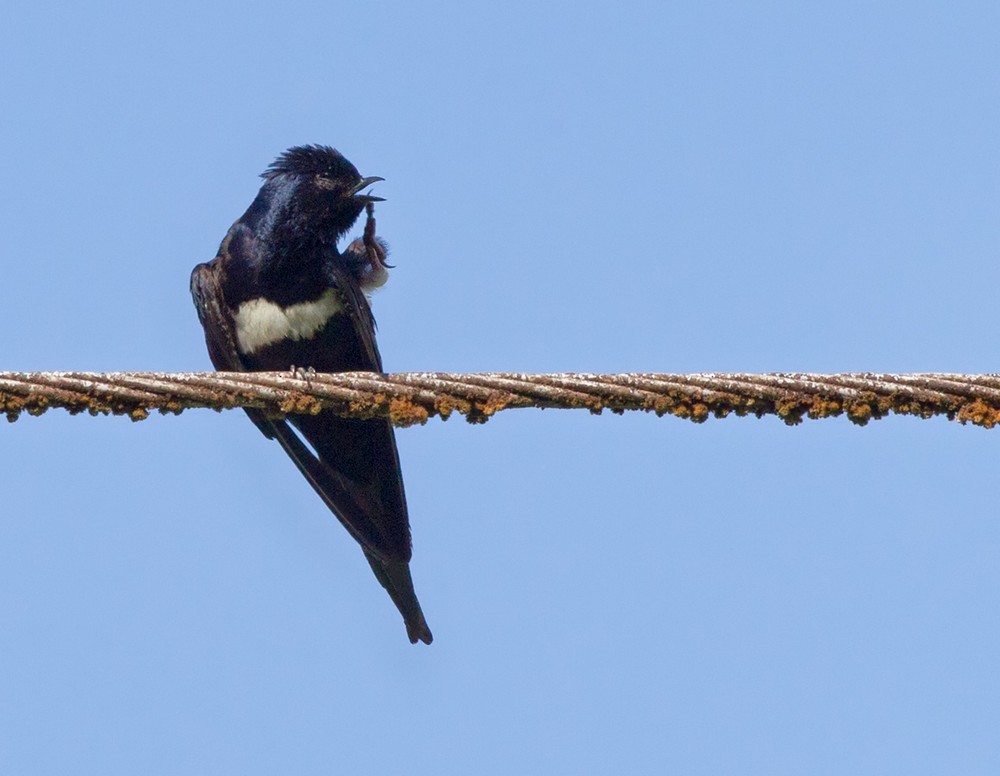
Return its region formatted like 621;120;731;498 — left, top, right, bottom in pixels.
363;202;394;270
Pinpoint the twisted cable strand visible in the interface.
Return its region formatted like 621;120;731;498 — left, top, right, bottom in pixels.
1;371;998;428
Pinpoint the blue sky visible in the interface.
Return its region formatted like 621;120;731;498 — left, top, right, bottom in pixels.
2;2;999;773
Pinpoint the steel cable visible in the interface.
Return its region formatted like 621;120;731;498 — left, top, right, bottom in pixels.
1;371;998;428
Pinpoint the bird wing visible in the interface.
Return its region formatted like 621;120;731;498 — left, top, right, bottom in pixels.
239;261;426;637
324;255;384;372
191;243;412;563
191;253;284;444
260;409;430;642
191;236;428;641
276;256;412;563
190;260;243;373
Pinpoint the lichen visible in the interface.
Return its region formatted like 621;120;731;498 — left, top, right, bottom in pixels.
388;397;430;427
278;392;323;415
433;395;471;421
956;398;1000;429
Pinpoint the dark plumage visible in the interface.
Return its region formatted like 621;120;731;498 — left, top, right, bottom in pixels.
191;145;432;644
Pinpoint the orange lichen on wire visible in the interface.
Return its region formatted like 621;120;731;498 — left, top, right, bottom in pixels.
0;371;999;429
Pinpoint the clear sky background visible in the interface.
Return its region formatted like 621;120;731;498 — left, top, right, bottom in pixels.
2;2;999;773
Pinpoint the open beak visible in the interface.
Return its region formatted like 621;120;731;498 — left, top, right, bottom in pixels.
350;176;386;201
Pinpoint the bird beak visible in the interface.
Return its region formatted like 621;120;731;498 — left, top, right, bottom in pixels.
350;176;386;202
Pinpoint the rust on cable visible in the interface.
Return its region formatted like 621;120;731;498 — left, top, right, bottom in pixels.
0;371;999;429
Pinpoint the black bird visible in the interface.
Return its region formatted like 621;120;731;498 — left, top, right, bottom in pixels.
190;145;432;644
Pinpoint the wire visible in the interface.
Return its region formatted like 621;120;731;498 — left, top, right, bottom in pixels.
1;371;998;428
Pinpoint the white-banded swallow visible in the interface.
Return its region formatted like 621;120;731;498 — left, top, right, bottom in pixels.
191;145;432;644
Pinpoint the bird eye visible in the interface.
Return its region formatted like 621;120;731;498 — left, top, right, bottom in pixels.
314;175;337;191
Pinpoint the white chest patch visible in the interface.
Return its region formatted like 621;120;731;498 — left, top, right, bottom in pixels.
234;289;344;355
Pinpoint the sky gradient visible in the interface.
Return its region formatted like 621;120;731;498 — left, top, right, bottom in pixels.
2;3;999;773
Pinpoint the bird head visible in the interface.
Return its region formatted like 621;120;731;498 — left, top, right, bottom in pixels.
261;145;384;241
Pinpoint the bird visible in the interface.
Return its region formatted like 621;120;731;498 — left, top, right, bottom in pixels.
190;144;432;644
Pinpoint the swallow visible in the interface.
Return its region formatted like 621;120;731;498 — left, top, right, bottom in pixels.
190;145;432;644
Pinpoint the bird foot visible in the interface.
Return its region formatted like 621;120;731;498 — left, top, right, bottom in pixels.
364;202;394;270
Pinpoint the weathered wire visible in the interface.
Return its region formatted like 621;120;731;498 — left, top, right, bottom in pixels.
1;371;999;428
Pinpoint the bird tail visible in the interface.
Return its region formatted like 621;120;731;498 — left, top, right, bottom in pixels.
365;551;433;645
